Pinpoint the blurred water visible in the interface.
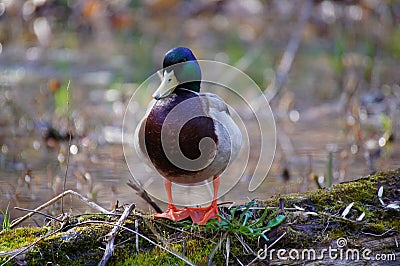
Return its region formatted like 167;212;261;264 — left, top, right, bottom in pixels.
0;56;400;227
1;0;400;233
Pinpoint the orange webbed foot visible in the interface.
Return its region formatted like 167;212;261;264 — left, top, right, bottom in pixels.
187;201;221;225
154;204;190;222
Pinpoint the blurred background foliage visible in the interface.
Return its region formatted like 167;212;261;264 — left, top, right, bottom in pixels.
0;0;400;223
1;0;398;87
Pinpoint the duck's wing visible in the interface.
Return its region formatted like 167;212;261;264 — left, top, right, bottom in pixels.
199;93;230;114
134;100;156;166
199;92;242;160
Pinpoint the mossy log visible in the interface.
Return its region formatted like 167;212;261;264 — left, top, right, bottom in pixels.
1;169;399;265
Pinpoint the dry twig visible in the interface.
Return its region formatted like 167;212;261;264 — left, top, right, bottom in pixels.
62;80;72;214
245;232;287;266
79;220;196;266
10;190;112;228
14;207;63;222
127;179;162;213
0;227;64;266
98;203;135;266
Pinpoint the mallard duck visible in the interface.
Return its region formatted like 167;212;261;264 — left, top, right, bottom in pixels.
135;47;242;225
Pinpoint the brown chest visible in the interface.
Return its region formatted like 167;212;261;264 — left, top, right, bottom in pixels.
143;90;219;182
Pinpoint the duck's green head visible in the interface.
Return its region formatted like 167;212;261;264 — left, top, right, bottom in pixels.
153;47;201;100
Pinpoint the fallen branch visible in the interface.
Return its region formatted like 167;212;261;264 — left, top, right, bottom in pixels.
10;190;112;228
14;207;63;222
1;170;398;265
98;203;135;266
127;179;162;213
80;220;196;266
0;226;64;266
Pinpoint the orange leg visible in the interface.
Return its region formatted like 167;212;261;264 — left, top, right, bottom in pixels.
154;179;189;221
187;176;221;225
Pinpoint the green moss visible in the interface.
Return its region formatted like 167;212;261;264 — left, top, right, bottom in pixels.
258;169;400;250
0;227;47;252
27;224;109;265
121;247;185;266
311;177;376;212
88;235;222;266
1;170;399;265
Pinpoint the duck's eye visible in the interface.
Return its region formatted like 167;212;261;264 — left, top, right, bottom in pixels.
168;78;172;82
